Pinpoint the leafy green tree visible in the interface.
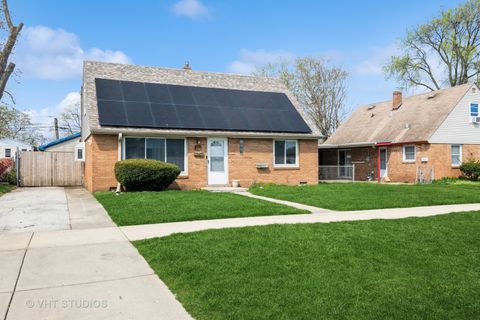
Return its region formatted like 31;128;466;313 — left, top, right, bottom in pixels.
0;105;42;145
384;0;480;91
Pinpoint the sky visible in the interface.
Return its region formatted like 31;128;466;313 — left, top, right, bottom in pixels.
6;0;466;140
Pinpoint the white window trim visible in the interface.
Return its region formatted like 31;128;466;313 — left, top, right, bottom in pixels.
402;145;416;162
74;142;85;162
451;144;462;167
4;148;11;158
122;137;188;176
273;140;299;168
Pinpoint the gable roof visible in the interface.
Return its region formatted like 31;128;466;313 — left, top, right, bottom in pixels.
82;61;320;139
323;83;473;147
38;132;81;151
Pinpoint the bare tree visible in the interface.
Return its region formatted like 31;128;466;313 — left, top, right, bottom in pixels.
58;100;81;136
384;0;480;91
255;57;348;138
0;0;23;102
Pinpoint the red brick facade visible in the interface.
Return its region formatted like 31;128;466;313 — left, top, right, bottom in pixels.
83;134;318;192
319;143;480;183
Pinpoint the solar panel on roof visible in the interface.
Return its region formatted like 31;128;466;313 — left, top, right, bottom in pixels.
95;78;312;133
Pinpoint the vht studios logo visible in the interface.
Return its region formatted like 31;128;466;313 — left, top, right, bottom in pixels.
26;299;108;309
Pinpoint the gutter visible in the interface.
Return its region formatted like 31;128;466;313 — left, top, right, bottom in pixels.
91;128;322;140
319;140;429;149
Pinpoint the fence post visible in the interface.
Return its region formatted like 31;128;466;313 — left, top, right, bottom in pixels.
352;164;355;183
15;150;20;187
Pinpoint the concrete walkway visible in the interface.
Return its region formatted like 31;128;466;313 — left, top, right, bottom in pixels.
0;188;192;320
120;202;480;241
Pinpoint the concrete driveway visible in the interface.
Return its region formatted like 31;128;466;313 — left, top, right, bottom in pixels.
0;188;70;232
0;188;191;319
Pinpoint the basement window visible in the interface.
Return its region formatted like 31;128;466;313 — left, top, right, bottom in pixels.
403;145;416;162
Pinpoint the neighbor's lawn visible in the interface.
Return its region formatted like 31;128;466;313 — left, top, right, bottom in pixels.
95;190;307;226
0;184;13;197
134;211;480;320
249;183;480;210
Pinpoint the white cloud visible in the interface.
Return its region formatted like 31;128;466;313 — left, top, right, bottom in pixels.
172;0;210;20
15;26;131;80
352;43;399;76
228;49;296;75
23;91;81;140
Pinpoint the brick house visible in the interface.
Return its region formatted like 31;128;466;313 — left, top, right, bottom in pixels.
319;84;480;183
80;61;320;192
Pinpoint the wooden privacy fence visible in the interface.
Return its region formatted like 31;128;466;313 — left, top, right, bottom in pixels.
18;151;82;187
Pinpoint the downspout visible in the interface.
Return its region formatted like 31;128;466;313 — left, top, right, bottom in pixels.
377;147;381;184
116;133;122;193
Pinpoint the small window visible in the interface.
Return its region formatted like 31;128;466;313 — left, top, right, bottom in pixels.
75;143;85;161
4;148;11;158
451;145;462;166
471;103;479;121
403;145;416;162
274;140;298;166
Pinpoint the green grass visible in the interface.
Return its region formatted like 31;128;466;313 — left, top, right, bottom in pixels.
134;212;480;320
95;190;307;226
249;183;480;210
0;184;13;196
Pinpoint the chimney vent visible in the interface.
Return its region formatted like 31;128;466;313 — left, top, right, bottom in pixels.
183;61;192;70
392;91;402;110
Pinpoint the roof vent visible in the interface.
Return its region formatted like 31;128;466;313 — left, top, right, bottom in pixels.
427;92;437;99
183;61;192;70
367;105;376;110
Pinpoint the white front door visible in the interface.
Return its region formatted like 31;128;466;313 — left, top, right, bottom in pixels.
208;138;228;185
380;148;388;177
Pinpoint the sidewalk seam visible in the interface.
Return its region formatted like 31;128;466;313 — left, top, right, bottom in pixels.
3;232;33;320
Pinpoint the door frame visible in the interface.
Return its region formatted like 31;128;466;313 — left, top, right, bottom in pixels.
379;147;388;177
207;137;229;185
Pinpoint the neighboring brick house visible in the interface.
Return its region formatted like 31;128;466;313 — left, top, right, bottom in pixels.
80;61;320;192
319;83;480;183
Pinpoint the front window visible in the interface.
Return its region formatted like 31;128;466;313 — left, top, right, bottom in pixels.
274;140;298;166
451;144;462;166
5;148;11;158
124;137;186;173
403;145;416;162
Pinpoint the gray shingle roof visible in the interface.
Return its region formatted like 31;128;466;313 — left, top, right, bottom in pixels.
324;83;473;146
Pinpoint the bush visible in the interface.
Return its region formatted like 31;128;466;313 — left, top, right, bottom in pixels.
4;169;16;185
460;159;480;181
115;159;181;191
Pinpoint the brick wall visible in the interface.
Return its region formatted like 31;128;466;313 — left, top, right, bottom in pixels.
229;139;318;187
84;135;318;191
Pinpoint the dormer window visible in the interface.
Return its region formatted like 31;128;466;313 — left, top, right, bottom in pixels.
471;103;479;122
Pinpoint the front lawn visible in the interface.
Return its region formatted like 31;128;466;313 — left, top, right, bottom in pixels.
249;183;480;210
134;211;480;320
95;190;307;226
0;184;13;197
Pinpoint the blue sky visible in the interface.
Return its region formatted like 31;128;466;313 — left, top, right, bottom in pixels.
8;0;465;138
